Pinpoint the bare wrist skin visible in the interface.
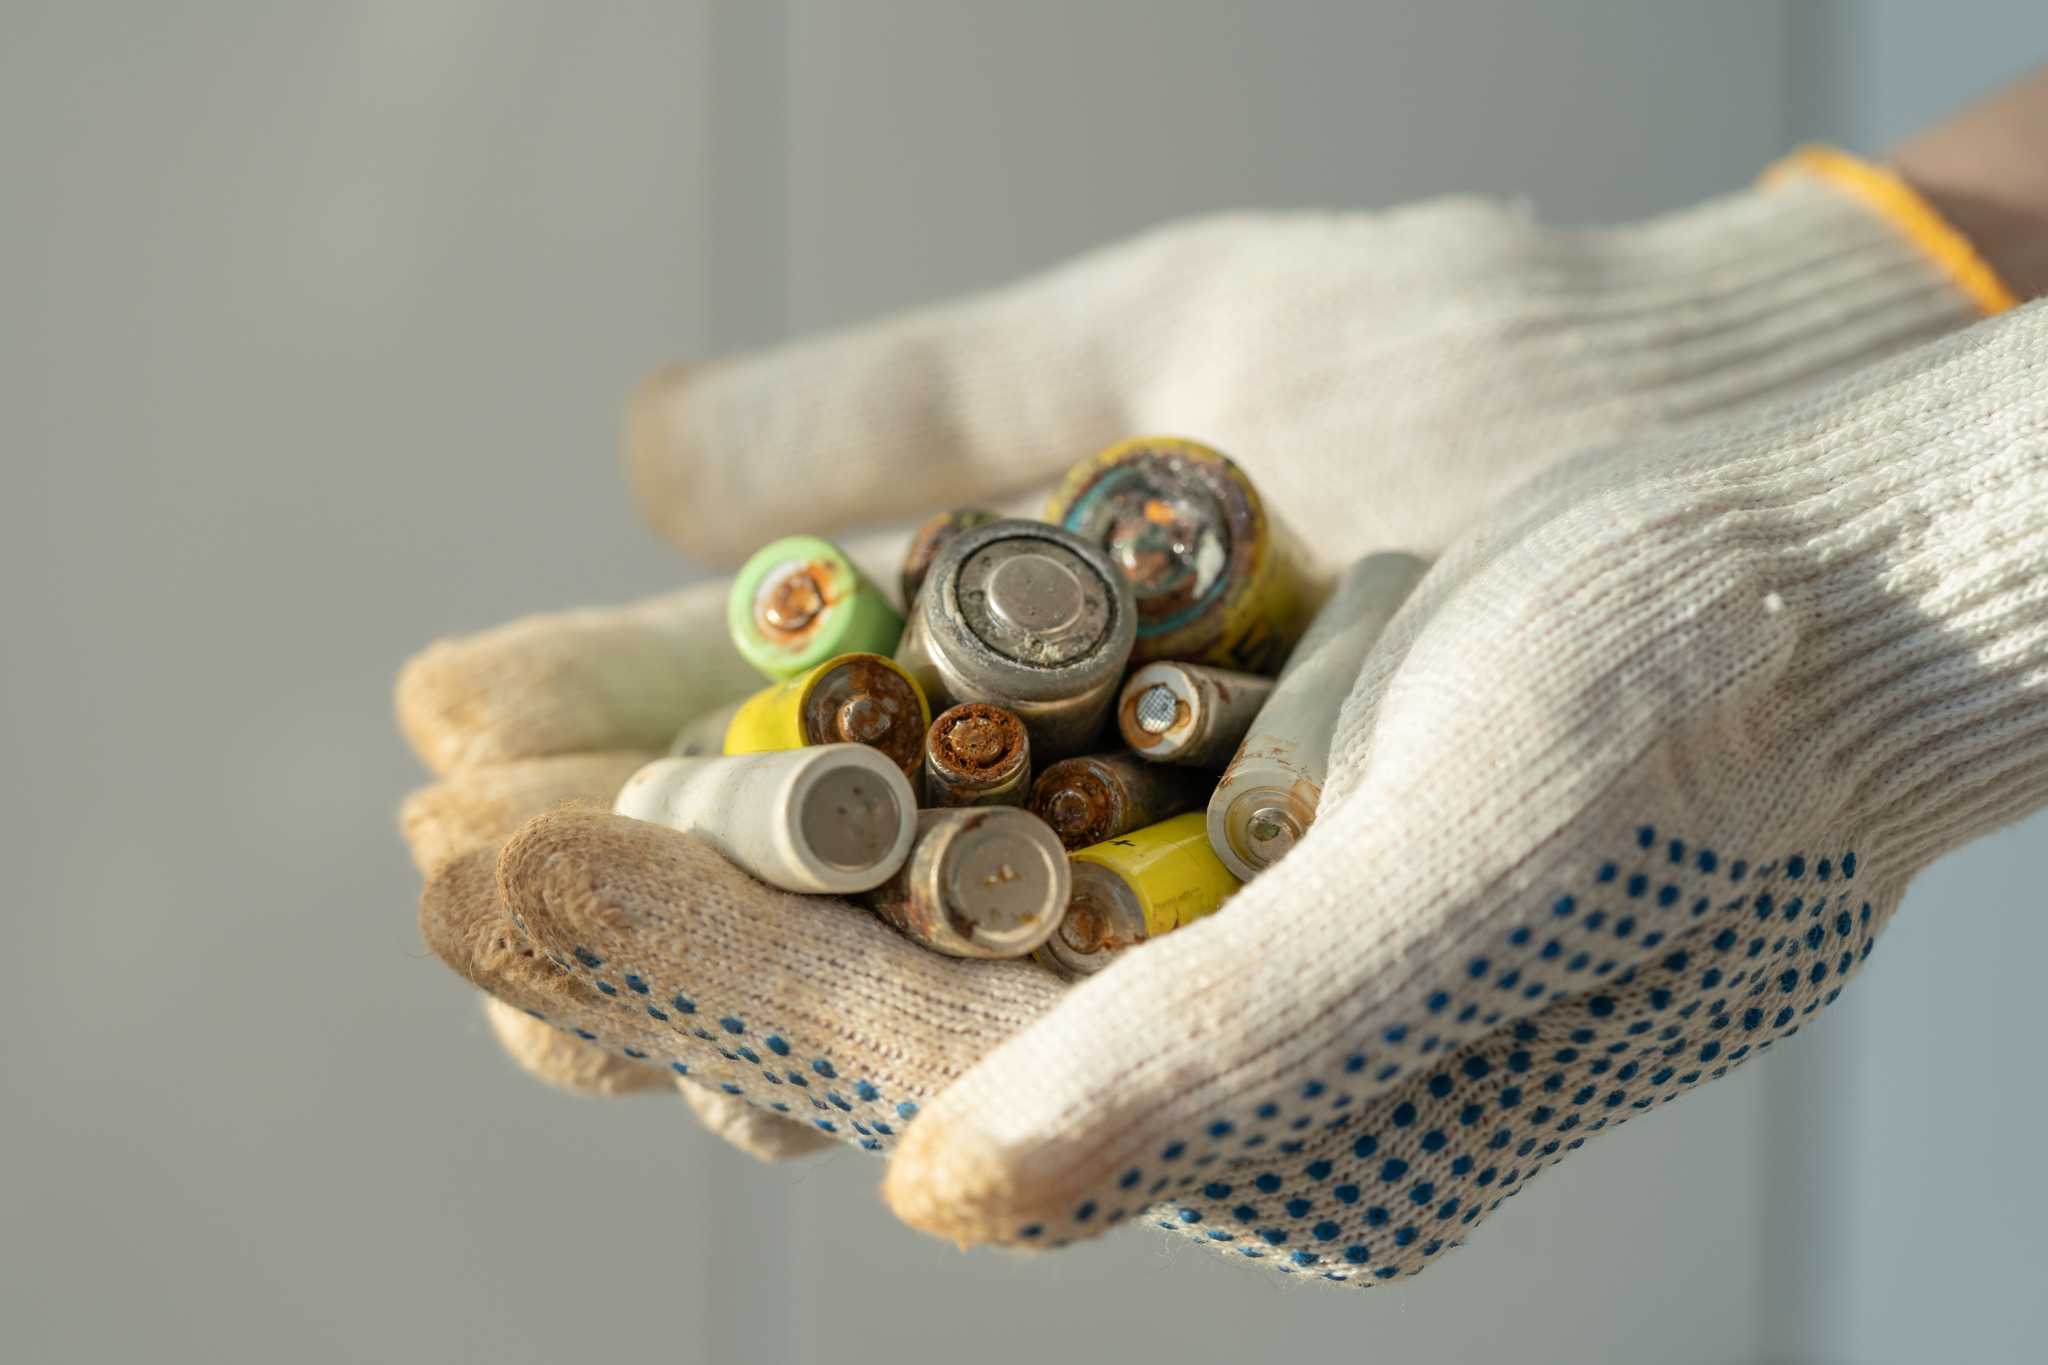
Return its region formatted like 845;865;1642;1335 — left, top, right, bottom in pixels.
1891;63;2048;302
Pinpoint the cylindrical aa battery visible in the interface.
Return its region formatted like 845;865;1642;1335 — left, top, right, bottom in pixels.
893;518;1136;763
1117;661;1274;768
1207;551;1427;881
614;745;917;894
899;507;999;611
668;699;745;757
1035;811;1240;978
1046;436;1320;674
923;702;1031;808
728;534;904;681
1028;751;1210;851
722;652;931;782
861;807;1069;958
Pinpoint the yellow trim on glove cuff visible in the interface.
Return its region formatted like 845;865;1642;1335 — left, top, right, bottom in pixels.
1763;145;2018;317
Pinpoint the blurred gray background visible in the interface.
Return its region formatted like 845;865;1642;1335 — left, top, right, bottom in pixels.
4;3;2044;1362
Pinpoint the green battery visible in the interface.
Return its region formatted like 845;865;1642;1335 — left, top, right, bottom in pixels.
728;534;903;681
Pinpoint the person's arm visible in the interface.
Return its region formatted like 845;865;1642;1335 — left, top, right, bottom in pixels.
1893;62;2048;301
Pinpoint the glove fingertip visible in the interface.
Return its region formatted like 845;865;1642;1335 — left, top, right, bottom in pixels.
883;1113;1085;1251
395;640;484;775
496;807;756;981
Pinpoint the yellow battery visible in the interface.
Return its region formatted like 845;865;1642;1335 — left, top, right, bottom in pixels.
723;652;931;782
1037;810;1240;976
1046;436;1322;674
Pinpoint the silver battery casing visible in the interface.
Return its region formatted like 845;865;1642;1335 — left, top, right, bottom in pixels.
1118;661;1275;768
893;519;1137;763
1206;552;1427;881
614;745;917;894
861;807;1069;958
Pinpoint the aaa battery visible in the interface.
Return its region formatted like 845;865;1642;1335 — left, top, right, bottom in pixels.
1029;751;1210;851
1117;661;1274;768
1206;551;1427;881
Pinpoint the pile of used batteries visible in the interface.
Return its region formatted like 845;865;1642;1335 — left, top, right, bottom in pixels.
615;435;1423;977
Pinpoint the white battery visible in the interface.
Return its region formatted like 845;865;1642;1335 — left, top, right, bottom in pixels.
614;744;917;894
1206;552;1427;881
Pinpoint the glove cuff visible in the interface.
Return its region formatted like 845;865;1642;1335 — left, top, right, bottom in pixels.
1532;151;1998;430
1762;145;2020;318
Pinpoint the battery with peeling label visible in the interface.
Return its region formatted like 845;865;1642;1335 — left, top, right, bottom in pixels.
1048;436;1319;673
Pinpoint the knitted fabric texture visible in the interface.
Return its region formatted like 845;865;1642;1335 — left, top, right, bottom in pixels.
401;171;2000;1201
422;300;2048;1284
627;174;1976;571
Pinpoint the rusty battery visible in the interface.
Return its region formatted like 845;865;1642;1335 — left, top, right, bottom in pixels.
924;702;1032;808
1033;811;1240;977
1046;436;1320;673
1117;660;1274;768
723;652;931;783
861;807;1069;958
729;534;903;680
1028;751;1210;851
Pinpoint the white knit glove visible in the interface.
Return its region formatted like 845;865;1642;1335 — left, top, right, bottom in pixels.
401;163;2002;1187
422;297;2047;1284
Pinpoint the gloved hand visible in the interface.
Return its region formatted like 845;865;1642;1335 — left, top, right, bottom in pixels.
422;296;2047;1286
400;158;2001;1188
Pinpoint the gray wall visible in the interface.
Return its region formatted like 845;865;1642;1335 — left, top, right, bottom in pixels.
0;4;2037;1363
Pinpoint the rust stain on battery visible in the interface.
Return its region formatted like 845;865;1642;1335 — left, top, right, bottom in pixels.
928;703;1027;779
803;654;923;776
1119;687;1190;750
1060;902;1136;955
1030;762;1116;849
757;559;845;643
1219;738;1307;788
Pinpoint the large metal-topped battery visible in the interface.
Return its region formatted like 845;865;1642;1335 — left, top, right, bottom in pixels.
893;519;1136;763
956;539;1113;664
